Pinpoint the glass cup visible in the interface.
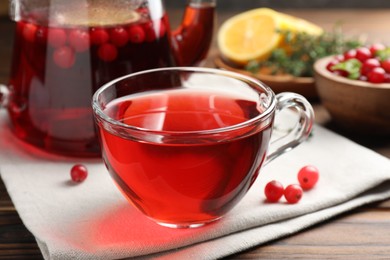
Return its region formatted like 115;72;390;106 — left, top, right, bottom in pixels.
92;67;314;228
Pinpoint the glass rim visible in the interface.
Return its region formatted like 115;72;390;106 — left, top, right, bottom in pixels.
92;67;277;136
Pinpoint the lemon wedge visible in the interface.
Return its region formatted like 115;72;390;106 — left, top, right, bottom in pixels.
277;12;323;35
217;8;323;66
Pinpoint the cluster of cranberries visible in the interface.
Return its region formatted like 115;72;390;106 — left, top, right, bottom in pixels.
20;15;166;69
326;43;390;83
264;165;319;204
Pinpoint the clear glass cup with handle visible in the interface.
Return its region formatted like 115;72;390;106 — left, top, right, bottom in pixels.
92;67;314;228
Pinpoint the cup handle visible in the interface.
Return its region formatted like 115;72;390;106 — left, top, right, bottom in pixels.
264;92;314;165
0;84;9;108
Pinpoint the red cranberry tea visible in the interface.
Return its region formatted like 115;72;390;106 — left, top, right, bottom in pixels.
8;2;176;157
98;89;272;225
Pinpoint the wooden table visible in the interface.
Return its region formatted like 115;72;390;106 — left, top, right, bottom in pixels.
1;8;390;259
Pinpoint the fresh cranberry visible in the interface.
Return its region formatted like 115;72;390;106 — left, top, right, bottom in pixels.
111;27;129;47
48;28;67;48
284;184;303;204
369;43;386;56
326;59;340;72
355;47;372;62
137;7;150;17
128;25;146;43
384;73;390;83
297;165;319;190
145;28;156;42
332;69;349;78
98;43;118;62
264;180;284;203
367;67;386;83
70;164;88;182
68;29;90;52
361;58;380;76
143;21;157;42
381;58;390;73
143;20;167;41
90;28;109;45
23;23;38;43
344;49;357;60
53;46;75;69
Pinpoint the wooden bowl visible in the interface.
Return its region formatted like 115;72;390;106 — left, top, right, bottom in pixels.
314;56;390;135
214;57;317;99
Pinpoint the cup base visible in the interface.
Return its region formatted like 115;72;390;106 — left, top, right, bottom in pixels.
154;216;223;229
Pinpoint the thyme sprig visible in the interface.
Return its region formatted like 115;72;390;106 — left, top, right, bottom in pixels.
245;27;363;77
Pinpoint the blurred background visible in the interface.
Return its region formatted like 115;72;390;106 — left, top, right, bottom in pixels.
1;1;390;16
166;0;390;9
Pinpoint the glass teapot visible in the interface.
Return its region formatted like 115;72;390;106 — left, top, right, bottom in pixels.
0;0;215;157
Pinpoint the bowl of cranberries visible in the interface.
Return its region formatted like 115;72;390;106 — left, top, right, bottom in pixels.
314;43;390;135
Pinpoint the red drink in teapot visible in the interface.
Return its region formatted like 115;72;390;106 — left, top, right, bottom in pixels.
7;0;215;157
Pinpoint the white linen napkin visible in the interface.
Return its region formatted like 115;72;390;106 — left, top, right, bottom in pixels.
1;109;390;260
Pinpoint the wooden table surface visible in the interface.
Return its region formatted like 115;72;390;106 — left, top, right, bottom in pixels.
1;8;390;260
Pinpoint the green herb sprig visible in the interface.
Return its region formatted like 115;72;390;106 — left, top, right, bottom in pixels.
245;26;363;77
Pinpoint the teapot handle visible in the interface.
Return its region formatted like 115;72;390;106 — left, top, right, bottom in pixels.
0;84;9;108
171;0;216;66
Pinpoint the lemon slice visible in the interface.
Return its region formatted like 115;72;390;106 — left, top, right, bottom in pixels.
218;8;323;66
218;8;283;66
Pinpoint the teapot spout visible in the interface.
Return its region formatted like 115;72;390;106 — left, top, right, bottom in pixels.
171;0;216;66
